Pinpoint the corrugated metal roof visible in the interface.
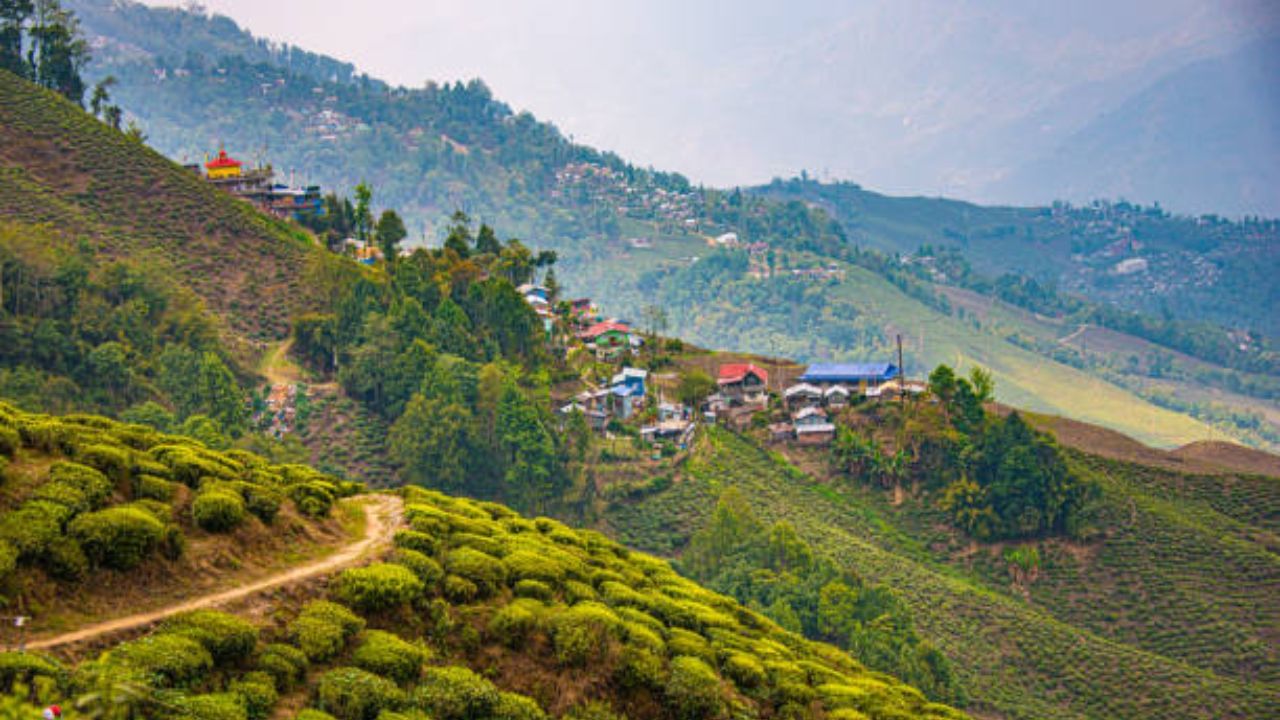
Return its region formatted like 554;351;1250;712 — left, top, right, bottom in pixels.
800;363;897;382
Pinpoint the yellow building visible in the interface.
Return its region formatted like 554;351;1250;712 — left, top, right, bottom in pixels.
204;149;243;180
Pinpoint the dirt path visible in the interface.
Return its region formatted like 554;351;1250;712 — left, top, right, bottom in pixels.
261;338;303;385
28;494;403;651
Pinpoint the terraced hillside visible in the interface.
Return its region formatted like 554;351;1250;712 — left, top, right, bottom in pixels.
604;426;1280;720
0;403;964;720
0;68;352;343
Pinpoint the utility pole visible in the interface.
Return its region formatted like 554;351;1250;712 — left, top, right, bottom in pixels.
897;334;905;406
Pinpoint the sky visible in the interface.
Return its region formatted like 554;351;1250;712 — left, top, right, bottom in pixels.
143;0;1278;207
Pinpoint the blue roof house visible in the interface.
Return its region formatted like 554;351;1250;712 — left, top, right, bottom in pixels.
799;363;898;389
609;368;648;419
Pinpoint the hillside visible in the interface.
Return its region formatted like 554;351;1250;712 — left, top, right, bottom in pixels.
0;67;349;344
600;422;1280;720
0;403;964;720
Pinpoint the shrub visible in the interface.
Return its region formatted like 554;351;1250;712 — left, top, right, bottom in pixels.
49;461;113;508
0;503;62;559
443;575;478;603
665;656;724;720
134;474;176;502
257;643;309;690
19;420;74;454
163;610;260;665
563;580;597;604
69;506;164;570
615;646;665;689
229;672;279;720
450;532;504;557
289;482;336;517
513;579;552;601
193;491;246;532
444;547;506;595
493;692;548;720
412;665;499;720
110;633;214;688
503;549;566;585
0;542;16;583
243;485;284;524
0;425;18;457
0;651;65;689
173;692;248;720
317;667;405;720
76;443;132;485
290;601;366;662
723;653;766;690
159;448;229;487
621;621;665;655
332;563;425;613
44;536;88;581
352;630;427;685
488;599;542;648
296;711;338;720
32;481;90;514
392;530;437;555
389;548;443;586
551;602;622;666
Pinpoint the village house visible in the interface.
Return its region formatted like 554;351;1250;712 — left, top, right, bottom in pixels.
558;402;610;433
609;368;648;419
783;382;823;410
578;321;632;360
799;363;898;393
824;385;851;408
792;406;836;445
718;363;769;407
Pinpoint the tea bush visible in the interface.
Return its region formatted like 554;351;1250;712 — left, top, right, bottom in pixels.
68;506;164;570
388;548;443;586
316;666;405;720
193;490;246;532
412;665;499;720
257;643;308;690
163;610;260;665
351;630;427;684
331;563;425;613
665;656;724;720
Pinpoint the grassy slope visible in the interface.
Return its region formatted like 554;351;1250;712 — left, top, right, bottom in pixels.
0;403;966;720
605;427;1280;720
0;69;352;345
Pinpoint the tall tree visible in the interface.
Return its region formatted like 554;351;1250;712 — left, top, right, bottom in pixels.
0;0;33;77
352;181;373;242
29;0;87;106
375;209;407;264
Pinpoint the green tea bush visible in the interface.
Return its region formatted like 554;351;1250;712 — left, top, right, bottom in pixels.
49;461;113;508
667;628;715;664
44;536;88;580
290;601;366;662
76;443;132;484
444;547;507;595
296;711;338;720
621;621;665;655
257;643;309;690
352;630;427;684
172;692;248;720
242;485;283;524
193;490;246;532
615;646;665;690
504;549;566;585
316;667;405;720
723;653;767;690
110;633;214;688
389;548;443;586
127;499;174;524
0;425;18;457
493;692;548;720
551;602;622;666
19;420;74;454
450;532;504;558
665;656;725;720
412;665;499;720
513;579;552;601
163;610;260;665
32;481;90;514
228;671;279;720
392;530;437;555
332;563;425;613
487;599;543;648
563;580;597;604
0;651;65;689
134;474;176;502
69;506;164;570
289;481;336;517
443;575;478;603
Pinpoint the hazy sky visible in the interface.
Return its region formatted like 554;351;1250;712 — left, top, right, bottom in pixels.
143;1;1277;203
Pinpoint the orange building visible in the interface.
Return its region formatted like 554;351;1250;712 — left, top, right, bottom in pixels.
204;149;243;179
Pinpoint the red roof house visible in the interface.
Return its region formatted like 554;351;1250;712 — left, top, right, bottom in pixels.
717;363;769;386
717;363;769;406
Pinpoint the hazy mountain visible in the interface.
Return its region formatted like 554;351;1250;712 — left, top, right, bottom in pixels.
994;38;1280;217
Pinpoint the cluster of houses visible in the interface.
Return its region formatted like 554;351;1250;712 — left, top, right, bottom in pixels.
551;161;702;232
559;366;696;447
191;148;324;222
704;362;921;445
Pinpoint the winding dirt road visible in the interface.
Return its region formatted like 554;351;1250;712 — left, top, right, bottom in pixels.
28;494;403;651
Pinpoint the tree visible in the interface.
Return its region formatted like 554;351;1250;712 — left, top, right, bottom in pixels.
443;211;472;258
375;209;407;263
197;352;247;436
474;224;502;255
389;393;471;492
0;1;33;77
496;385;559;511
353;182;373;242
123;119;146;143
969;366;995;403
928;365;958;408
28;0;89;106
675;369;714;408
89;74;115;117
